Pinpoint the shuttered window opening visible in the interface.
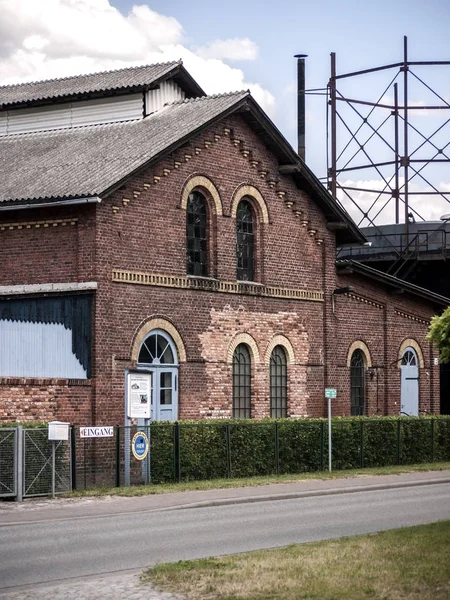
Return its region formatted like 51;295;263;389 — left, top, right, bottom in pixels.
0;296;92;378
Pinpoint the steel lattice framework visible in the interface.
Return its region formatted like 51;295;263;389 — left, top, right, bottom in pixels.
327;37;450;241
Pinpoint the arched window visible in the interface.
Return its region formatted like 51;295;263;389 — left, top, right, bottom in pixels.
270;345;287;418
186;191;207;276
232;343;251;418
401;349;417;367
350;349;365;416
236;199;254;281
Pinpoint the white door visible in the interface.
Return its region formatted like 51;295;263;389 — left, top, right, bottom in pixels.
150;368;178;421
137;330;179;421
400;348;419;416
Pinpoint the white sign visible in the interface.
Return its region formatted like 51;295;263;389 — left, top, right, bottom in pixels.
325;388;337;399
48;421;69;441
128;373;152;419
80;426;114;438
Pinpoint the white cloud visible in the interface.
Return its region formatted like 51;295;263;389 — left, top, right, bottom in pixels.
337;178;450;225
195;38;258;61
0;0;275;116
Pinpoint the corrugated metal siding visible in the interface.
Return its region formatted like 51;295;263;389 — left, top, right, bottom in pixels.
0;112;7;136
0;320;87;378
1;94;143;135
0;296;91;378
145;81;185;115
71;94;143;127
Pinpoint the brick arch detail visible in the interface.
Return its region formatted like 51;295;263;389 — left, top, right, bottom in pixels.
264;335;295;365
398;338;424;369
180;175;223;216
230;184;269;224
130;317;187;363
227;333;260;364
346;340;372;368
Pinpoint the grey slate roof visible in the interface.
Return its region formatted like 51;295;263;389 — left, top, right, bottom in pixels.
0;61;204;107
0;91;249;203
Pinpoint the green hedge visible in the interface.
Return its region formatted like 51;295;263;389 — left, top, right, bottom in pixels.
148;416;450;484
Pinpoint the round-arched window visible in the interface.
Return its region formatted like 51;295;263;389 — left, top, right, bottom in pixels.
401;349;417;366
138;330;177;366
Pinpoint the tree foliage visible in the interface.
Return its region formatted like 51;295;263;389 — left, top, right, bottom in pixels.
427;306;450;363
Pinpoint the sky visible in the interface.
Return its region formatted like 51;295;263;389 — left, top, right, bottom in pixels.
1;0;449;225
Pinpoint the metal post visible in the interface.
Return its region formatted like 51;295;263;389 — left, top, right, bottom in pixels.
52;441;56;499
403;36;409;236
174;422;180;482
115;426;121;488
70;426;77;491
394;82;400;224
16;426;23;502
274;421;280;475
320;421;324;471
328;397;332;472
226;424;232;478
329;52;337;199
360;420;364;468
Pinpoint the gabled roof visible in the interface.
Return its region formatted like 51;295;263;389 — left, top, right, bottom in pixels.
0;61;205;109
0;91;249;203
0;85;363;244
336;259;450;307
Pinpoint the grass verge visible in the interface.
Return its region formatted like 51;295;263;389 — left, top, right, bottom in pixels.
64;461;450;498
141;521;450;600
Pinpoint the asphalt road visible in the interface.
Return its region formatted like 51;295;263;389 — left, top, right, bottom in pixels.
1;482;449;591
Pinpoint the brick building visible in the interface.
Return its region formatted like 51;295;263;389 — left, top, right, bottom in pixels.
0;62;447;425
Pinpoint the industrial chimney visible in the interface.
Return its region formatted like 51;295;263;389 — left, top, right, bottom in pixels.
294;54;308;162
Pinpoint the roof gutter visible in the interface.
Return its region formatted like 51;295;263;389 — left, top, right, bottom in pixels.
0;196;102;211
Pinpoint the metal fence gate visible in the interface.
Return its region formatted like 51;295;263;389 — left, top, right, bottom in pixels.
0;427;71;500
23;428;71;498
0;428;17;498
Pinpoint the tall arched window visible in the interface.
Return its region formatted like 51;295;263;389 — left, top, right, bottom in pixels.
270;345;287;418
350;349;365;416
186;191;207;276
232;343;251;418
236;199;254;281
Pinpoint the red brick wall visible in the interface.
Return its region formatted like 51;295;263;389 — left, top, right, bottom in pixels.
0;114;442;424
0;379;92;424
329;272;440;417
0;206;96;285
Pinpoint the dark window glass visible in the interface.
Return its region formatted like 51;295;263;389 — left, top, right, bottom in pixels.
270;346;287;418
236;199;254;281
232;344;251;418
138;333;175;365
350;349;365;416
186;191;207;276
401;349;417;366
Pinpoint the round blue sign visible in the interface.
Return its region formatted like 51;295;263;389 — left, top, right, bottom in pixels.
131;431;149;460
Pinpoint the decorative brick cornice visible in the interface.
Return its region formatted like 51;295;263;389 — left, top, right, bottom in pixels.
112;269;323;302
347;293;384;310
0;218;78;231
395;310;429;325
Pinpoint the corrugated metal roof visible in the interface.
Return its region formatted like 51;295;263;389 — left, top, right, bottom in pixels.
0;91;249;203
0;61;194;107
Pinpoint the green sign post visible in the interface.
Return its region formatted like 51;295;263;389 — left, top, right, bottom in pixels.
325;388;337;471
